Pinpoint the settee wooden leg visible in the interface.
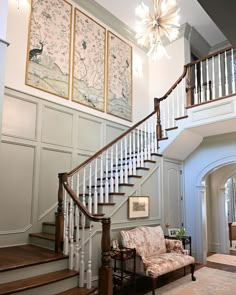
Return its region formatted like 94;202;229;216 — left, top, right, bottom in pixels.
151;277;156;295
190;263;196;281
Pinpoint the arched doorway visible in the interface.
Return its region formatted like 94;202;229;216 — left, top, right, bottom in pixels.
200;163;236;261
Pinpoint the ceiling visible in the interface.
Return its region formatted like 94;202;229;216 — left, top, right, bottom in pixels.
94;0;229;47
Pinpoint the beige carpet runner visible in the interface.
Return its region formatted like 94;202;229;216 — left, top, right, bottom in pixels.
152;267;236;295
206;253;236;266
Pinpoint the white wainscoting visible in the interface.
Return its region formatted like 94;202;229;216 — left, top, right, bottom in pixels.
0;88;128;246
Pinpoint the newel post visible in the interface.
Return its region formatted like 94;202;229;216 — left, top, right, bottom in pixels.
186;64;192;107
55;172;67;253
154;97;162;139
99;218;113;295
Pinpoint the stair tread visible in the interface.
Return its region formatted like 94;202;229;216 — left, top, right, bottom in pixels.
0;244;67;272
29;232;55;241
0;269;78;294
56;286;97;295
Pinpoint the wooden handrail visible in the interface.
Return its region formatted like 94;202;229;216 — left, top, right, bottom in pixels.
155;65;188;102
56;172;113;295
62;173;105;222
68;109;156;177
187;46;233;67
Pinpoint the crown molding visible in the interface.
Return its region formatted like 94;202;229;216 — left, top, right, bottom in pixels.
73;0;138;45
209;40;232;54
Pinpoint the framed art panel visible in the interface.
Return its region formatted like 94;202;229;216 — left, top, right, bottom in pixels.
107;31;132;121
72;8;106;111
128;196;149;219
26;0;72;99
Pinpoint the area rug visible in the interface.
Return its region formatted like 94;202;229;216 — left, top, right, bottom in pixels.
147;267;236;295
206;253;236;266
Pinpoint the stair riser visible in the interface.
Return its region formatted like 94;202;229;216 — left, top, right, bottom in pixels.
42;224;56;235
29;236;55;251
0;259;68;284
7;275;79;295
96;176;140;187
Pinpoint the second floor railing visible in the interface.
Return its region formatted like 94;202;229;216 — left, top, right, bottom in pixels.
155;46;236;138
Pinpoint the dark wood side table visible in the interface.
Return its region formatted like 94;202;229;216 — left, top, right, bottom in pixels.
111;247;136;294
228;222;232;247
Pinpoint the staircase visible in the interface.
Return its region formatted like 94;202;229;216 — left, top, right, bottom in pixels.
1;45;235;295
0;244;96;295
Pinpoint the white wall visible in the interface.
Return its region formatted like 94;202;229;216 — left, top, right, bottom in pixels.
5;0;150;126
184;133;236;262
148;36;190;99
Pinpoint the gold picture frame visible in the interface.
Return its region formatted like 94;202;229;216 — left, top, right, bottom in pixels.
26;0;72;99
128;196;149;219
107;31;132;121
72;8;106;112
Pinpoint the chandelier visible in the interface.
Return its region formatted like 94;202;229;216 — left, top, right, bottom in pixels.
135;0;180;60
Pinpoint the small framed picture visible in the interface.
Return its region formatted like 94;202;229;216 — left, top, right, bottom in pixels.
128;196;149;219
168;228;178;237
111;239;119;250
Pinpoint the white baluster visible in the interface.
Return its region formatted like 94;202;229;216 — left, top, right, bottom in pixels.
79;171;86;286
136;128;141;167
79;212;85;287
182;78;186;116
140;124;144;166
76;173;80;198
110;147;114;192
231;48;236;94
176;84;181;118
63;189;69;255
74;206;80;271
128;134;133;175
206;59;210;101
115;144;119;192
172;90;177;126
151;117;155;154
86;225;92;289
88;164;92;212
82;169;86;206
212;56;216;99
154;114;158;153
225;51;229;96
120;139;124;182
93;159;98;214
124;136;128;183
167;97;171;129
163;99;168;134
69;193;74;270
99;155;104;202
105;150;109;203
200;61;204;102
132;131;137;174
144;121;148;160
147;119;151;160
194;63;198;104
218;53;222;97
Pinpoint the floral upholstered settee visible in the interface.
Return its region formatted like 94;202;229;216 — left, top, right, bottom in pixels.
120;225;196;294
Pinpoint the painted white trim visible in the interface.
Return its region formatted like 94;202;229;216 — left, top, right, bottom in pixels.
0;224;32;235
